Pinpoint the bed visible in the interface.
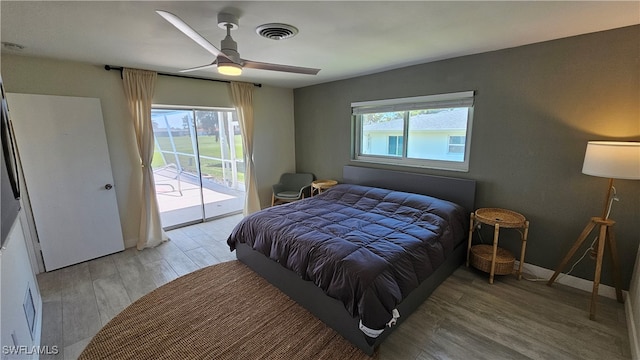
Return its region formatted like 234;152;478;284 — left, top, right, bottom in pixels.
227;165;476;355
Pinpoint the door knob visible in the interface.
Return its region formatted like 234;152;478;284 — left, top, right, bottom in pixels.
105;184;113;190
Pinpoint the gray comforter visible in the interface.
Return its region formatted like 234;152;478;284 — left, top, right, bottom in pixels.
227;184;468;335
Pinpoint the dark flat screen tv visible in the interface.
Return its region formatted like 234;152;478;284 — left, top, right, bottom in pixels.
1;74;21;246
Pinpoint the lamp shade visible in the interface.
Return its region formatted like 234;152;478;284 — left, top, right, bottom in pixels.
582;141;640;180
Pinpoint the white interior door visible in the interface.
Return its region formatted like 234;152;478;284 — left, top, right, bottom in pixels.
7;93;124;271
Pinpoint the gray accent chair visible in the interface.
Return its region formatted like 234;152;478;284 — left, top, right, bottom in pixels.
271;173;314;206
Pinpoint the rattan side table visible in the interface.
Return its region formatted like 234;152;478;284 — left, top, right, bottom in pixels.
311;179;337;196
466;208;530;284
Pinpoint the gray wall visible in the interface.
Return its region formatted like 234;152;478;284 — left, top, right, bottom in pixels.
2;54;296;248
293;25;640;288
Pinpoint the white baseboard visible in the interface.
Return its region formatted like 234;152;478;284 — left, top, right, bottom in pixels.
515;260;624;300
124;237;138;249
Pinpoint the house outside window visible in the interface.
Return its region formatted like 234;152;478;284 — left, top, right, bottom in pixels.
352;91;474;172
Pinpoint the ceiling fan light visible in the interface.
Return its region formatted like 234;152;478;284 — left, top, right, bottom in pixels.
218;62;242;76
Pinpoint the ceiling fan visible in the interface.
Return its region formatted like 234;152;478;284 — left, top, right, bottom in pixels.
156;10;320;76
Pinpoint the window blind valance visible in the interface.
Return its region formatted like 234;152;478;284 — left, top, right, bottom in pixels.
351;91;474;115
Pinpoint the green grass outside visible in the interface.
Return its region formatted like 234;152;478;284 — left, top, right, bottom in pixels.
152;134;245;182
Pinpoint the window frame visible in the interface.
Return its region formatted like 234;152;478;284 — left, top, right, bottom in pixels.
351;91;474;172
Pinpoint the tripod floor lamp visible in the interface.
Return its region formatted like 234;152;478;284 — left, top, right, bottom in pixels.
548;141;640;320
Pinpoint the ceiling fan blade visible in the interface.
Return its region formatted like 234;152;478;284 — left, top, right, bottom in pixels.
156;10;230;61
242;60;320;75
179;62;218;73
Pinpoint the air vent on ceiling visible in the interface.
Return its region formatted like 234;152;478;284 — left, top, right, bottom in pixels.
256;23;299;40
2;42;25;52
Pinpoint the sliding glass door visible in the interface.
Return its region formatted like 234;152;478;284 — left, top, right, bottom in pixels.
151;107;245;229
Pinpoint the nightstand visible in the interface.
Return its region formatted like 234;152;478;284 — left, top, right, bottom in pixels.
311;179;337;196
466;208;530;284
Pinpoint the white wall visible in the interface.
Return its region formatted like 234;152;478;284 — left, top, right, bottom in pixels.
628;246;640;359
1;54;296;249
0;214;43;359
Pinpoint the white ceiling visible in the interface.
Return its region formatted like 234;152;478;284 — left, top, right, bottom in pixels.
1;1;638;89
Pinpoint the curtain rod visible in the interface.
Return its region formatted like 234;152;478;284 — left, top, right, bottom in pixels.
104;65;262;87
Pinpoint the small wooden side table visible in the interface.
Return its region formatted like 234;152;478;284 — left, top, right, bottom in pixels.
466;208;530;284
311;179;337;196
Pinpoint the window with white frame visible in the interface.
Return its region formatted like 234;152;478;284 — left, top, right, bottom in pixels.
352;91;474;172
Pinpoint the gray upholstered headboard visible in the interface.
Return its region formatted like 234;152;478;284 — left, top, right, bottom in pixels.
342;165;476;213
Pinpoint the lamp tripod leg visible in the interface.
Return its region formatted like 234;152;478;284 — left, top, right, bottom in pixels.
548;220;597;286
605;226;624;303
590;224;608;320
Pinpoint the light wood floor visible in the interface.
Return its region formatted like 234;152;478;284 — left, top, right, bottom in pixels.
37;215;242;359
380;267;630;360
37;215;630;359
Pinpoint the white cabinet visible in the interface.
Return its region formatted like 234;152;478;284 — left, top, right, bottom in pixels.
0;216;43;359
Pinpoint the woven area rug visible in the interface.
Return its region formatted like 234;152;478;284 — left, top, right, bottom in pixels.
79;260;373;360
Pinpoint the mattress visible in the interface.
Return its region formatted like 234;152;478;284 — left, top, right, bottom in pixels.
227;183;468;336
